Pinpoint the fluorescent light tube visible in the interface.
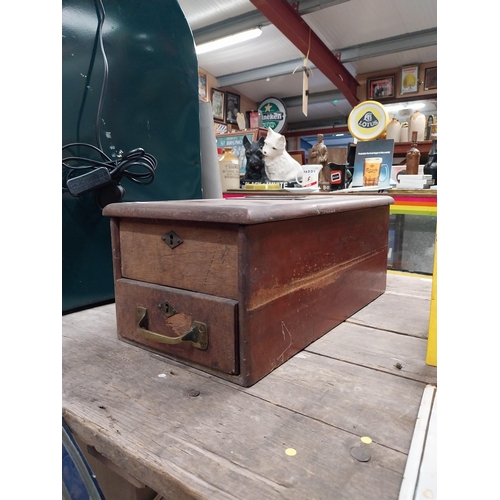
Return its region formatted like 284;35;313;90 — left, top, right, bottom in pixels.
196;28;262;55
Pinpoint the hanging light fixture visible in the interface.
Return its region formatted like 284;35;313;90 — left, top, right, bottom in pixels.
196;28;262;55
384;102;426;113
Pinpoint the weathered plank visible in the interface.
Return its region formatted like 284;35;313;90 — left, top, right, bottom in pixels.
63;272;434;500
386;273;432;298
245;349;426;454
305;322;437;384
63;305;407;500
347;290;431;338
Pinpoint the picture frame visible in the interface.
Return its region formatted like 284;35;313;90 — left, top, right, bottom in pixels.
367;75;395;99
424;66;437;91
211;88;225;123
400;65;419;95
198;72;207;101
225;91;240;125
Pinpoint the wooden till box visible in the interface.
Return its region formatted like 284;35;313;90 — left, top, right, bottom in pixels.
103;196;393;386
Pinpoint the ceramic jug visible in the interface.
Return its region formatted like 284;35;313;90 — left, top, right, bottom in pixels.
386;117;401;142
400;122;409;143
408;110;426;142
219;147;241;191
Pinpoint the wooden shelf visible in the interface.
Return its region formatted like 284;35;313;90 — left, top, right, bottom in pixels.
224;189;437;198
348;141;434;165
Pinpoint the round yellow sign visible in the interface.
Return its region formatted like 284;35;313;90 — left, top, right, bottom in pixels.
348;100;390;141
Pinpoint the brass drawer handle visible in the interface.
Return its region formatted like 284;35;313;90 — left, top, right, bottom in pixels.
136;306;208;350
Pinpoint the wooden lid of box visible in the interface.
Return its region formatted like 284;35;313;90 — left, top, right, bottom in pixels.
103;195;393;225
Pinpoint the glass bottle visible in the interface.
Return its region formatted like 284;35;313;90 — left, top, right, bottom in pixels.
219;147;241;191
405;131;420;175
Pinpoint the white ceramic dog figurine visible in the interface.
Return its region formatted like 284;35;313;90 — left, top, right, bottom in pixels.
262;128;302;181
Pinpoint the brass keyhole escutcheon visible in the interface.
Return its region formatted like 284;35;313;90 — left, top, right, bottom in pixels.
162;230;183;249
158;300;178;318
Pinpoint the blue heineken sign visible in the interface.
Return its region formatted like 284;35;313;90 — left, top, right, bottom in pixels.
258;97;287;133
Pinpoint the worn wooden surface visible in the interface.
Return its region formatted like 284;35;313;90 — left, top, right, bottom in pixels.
236;206;389;385
108;198;391;387
102;196;393;224
62;273;436;500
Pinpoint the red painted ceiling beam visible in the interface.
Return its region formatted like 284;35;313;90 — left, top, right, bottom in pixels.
249;0;359;106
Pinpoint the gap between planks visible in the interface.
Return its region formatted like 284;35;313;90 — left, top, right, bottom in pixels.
344;319;428;339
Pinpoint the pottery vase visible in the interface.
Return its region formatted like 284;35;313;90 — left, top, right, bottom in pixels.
219;147;240;191
386;117;401;142
400;123;409;143
408;110;426;142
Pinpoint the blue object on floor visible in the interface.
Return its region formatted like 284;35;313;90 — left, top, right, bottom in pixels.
62;419;106;500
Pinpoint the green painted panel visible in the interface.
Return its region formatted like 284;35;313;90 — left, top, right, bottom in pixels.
62;0;201;313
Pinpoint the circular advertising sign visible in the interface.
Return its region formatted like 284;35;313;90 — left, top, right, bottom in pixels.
258;97;287;133
348;100;390;141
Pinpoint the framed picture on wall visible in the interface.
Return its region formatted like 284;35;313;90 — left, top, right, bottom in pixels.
198;72;207;101
367;75;395;99
211;88;225;123
400;65;419;94
424;67;437;90
225;92;240;125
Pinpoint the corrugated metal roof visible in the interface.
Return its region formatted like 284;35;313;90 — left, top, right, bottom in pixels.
176;0;437;130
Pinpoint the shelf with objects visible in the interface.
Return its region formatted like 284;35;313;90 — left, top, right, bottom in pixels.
216;87;437;275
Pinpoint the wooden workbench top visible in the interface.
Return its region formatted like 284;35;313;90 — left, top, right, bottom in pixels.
62;273;437;500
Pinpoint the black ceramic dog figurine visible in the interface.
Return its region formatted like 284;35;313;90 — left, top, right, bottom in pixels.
242;136;269;182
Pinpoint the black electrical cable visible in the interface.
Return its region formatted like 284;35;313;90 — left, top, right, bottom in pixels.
62;0;157;199
75;1;101;146
62;143;157;188
94;0;108;152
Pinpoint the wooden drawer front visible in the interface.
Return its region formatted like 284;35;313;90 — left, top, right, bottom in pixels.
119;219;239;299
115;279;239;375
